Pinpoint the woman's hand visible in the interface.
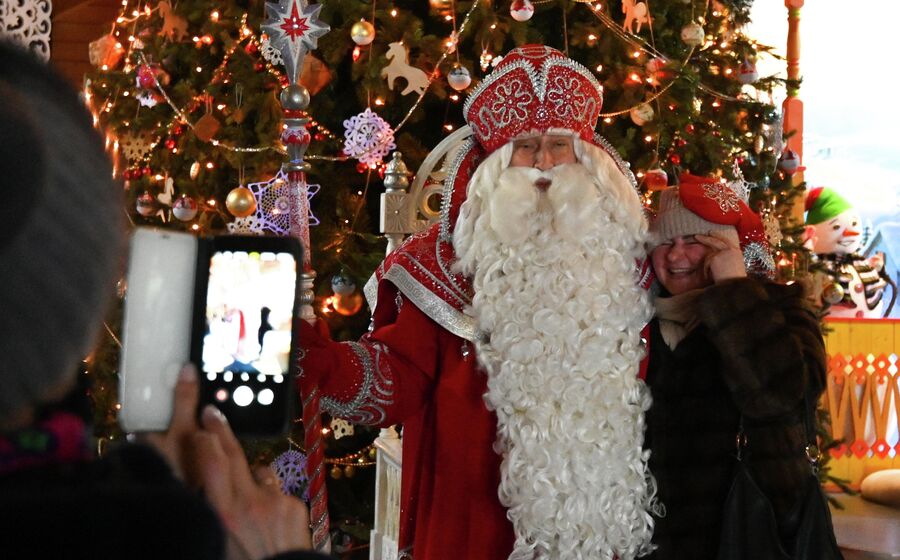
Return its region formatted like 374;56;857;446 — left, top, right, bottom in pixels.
194;405;313;559
145;364;313;559
695;231;747;283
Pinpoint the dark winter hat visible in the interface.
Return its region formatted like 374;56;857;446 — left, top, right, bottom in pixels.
0;42;125;425
649;174;775;278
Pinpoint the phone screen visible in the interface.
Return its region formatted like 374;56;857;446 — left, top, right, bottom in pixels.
194;237;301;436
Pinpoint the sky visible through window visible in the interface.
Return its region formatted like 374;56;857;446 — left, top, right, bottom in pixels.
750;0;900;282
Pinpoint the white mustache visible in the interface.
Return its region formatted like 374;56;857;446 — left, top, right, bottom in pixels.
489;164;598;244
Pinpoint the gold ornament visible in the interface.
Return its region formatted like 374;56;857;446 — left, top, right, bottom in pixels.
368;447;378;460
330;465;344;479
350;20;375;46
226;186;256;218
190;161;201;180
343;465;356;478
822;282;845;305
429;0;453;16
333;291;364;316
630;103;655;126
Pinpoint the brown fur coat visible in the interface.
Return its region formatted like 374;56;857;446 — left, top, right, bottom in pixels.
643;278;826;559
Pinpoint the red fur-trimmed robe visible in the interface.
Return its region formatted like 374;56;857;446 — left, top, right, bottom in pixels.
298;223;653;559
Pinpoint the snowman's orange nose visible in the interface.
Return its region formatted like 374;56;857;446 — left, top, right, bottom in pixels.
842;229;860;237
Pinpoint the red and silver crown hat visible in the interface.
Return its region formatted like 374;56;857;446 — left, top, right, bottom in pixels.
437;45;632;241
365;46;638;341
463;44;603;153
675;173;776;278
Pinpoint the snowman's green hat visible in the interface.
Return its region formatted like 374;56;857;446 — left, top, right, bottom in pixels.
805;186;853;225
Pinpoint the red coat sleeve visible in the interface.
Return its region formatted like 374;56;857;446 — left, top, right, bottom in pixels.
296;281;439;427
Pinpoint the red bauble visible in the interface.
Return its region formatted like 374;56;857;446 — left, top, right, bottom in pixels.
136;191;155;217
136;64;155;89
644;168;669;191
356;162;368;173
778;149;800;175
669;154;682;165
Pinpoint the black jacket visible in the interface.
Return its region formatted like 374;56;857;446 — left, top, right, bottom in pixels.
0;443;327;560
644;279;826;559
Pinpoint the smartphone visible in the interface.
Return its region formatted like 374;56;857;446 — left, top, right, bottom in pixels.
190;235;302;437
118;228;197;432
118;228;302;437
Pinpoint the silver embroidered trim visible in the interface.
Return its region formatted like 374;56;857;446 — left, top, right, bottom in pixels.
743;241;776;278
702;181;741;213
439;137;477;241
364;272;379;312
383;266;477;341
321;342;393;425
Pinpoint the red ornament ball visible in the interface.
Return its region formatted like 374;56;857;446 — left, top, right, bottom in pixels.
136;191;155;217
172;195;199;222
644;168;668;191
669;154;682;165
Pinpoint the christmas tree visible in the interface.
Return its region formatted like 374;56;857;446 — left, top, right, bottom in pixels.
84;0;808;554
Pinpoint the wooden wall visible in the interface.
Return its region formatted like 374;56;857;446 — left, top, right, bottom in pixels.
50;0;120;87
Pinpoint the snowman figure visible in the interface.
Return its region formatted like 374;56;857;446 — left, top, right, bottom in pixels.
804;186;887;318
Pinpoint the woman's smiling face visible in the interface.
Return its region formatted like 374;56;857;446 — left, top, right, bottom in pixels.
651;235;714;295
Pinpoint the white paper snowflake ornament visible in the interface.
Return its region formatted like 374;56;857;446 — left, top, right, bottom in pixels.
329;418;354;439
343;108;397;167
261;0;330;84
227;215;263;234
248;170;320;236
272;449;310;500
260;35;284;66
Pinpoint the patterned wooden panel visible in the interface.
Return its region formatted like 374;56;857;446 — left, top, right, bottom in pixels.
823;318;900;490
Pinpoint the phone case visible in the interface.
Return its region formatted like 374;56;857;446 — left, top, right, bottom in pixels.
118;228;198;432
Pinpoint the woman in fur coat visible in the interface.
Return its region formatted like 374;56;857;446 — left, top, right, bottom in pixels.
642;175;829;558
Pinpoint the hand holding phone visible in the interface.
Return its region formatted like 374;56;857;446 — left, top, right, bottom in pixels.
119;229;302;437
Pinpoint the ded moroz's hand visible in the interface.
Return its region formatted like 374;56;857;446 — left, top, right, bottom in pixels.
695;231;747;284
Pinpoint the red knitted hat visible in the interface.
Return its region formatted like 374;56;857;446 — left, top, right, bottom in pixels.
651;174;775;278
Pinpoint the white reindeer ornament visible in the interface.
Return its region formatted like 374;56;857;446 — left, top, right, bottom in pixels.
622;0;650;34
382;42;430;96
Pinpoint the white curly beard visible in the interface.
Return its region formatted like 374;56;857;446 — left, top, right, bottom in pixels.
453;145;658;560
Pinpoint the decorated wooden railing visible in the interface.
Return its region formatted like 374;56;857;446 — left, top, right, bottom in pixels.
822;318;900;490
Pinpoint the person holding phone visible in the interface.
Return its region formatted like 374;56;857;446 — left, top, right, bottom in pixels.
0;41;322;560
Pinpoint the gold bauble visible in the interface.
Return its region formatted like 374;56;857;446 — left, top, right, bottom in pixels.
350;20;375;46
343;465;356;478
225;186;256;218
822;282;845;305
333;291;364;316
189;160;201;180
330;465;344;479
